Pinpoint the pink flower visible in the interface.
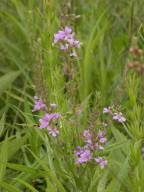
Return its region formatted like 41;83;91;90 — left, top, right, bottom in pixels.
32;96;47;112
95;157;108;168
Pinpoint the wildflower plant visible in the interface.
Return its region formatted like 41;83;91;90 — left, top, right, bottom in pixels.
32;96;61;137
103;106;126;123
74;128;108;168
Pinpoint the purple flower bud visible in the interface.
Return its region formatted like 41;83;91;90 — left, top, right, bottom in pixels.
83;130;92;144
97;130;106;138
64;26;72;34
112;112;126;123
60;44;69;51
47;126;59;137
103;107;111;114
99;137;107;143
32;96;47;112
53;31;65;43
95;157;108;168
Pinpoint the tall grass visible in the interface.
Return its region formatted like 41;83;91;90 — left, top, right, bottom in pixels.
0;0;144;191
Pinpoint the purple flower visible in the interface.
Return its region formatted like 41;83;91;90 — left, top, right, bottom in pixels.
74;127;109;165
39;114;50;129
39;113;61;129
54;31;65;43
67;38;80;48
64;26;72;34
97;130;106;138
49;113;61;120
75;147;92;164
103;107;111;114
97;130;107;144
53;26;81;52
99;137;107;143
53;26;73;44
95;157;108;169
112;112;126;123
32;96;47;112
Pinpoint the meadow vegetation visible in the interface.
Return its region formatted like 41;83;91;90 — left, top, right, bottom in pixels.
0;0;144;191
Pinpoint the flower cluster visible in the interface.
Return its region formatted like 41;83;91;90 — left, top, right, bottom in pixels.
103;106;126;123
53;26;81;57
74;129;108;169
32;96;61;137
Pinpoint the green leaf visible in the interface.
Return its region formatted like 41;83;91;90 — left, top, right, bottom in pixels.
88;168;101;192
97;171;108;192
0;137;8;181
109;156;129;192
0;181;21;192
14;178;39;192
0;71;20;96
8;136;27;160
0;114;5;136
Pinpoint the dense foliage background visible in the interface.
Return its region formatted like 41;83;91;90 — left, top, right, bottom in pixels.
0;0;144;191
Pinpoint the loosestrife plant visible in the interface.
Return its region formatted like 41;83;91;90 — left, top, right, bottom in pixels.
31;28;122;170
74;128;108;168
74;106;127;168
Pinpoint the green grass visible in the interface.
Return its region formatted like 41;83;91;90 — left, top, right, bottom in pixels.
0;0;144;191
